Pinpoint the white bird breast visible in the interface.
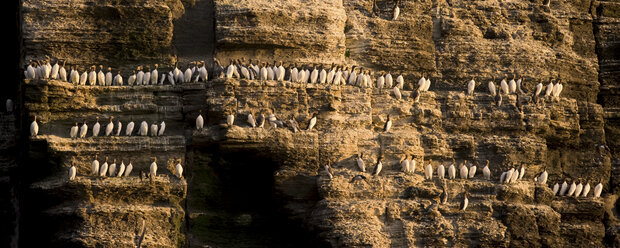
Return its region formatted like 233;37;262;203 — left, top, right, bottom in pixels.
150;162;157;177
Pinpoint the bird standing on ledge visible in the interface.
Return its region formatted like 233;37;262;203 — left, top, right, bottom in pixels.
392;0;400;20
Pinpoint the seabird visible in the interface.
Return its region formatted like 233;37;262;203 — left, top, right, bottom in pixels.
79;67;88;85
423;77;432;92
495;90;503;107
158;121;165;136
105;67;113;86
115;119;122;136
257;114;265;128
92;117;101;137
552;183;560;195
409;155;416;174
117;160;126;177
412;87;421;103
400;154;409;173
176;159;184;179
508;75;517;94
88;66;97;85
97;65;105;85
70;122;78;139
574;179;583;197
448;159;456;179
79;120;88;138
248;112;256;128
517;77;527;94
440;185;448;205
150;122;158;136
124;160;133;177
566;180;577;197
69;163;76;181
151;64;159;85
468;162;477;178
392;0;400;21
373;155;383;176
350;175;367;183
500;74;509;95
488;77;497;96
310;65;319;84
553;80;563;98
92;154;100;175
26;61;36;79
510;166;519;182
425;159;433;180
535;81;543;97
307;113;317;131
227;113;235;127
139;121;148;136
418;75;426;91
99;157;109;177
545;79;554;98
356;153;366;172
459;161;468;179
581;181;591;197
593;181;603;197
393;86;402;100
518;164;525;180
185;64;193;83
126;118;135;136
396;74;404;89
385;72;393;88
383;114;392;132
377;72;385;89
437;162;445;179
559;180;568;196
504;168;514;184
324;162;333;179
108;159;117;177
196;110;204;130
467;78;476;96
478;161;488;180
5;99;13;113
460;192;469;211
347;66;357;85
105;117;114;136
150;158;158;178
538;167;548;185
50;59;59;79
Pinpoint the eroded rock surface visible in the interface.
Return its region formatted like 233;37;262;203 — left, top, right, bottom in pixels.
12;0;620;247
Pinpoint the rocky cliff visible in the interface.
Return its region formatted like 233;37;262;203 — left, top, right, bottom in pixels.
8;0;620;247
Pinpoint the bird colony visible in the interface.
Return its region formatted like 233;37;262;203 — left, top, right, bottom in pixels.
24;54;589;209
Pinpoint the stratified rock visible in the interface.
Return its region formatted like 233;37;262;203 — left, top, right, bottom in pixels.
214;0;347;63
21;0;178;68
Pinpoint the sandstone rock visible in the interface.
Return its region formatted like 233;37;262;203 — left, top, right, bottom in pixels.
12;0;620;245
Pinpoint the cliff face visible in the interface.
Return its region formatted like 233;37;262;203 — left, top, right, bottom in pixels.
19;78;614;247
13;0;620;247
21;0;180;68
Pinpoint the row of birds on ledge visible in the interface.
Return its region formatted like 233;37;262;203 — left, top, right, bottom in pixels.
23;56;565;107
26;108;315;138
331;154;603;210
68;156;183;182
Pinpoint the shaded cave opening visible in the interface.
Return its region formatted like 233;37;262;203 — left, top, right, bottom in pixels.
189;145;328;248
